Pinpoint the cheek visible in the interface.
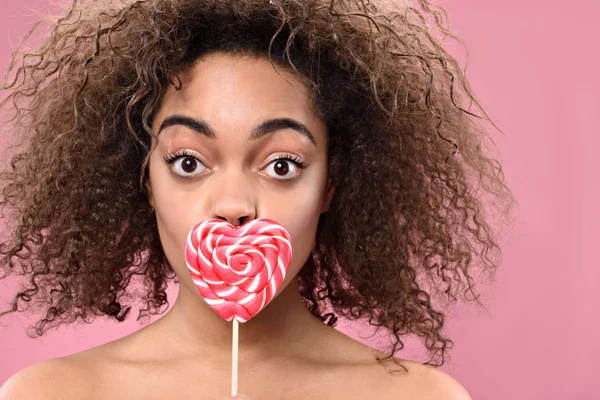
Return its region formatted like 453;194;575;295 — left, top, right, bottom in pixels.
154;205;189;273
282;190;324;275
150;182;196;273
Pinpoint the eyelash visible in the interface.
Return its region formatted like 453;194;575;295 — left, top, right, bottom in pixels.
162;150;309;180
163;149;201;165
273;154;309;169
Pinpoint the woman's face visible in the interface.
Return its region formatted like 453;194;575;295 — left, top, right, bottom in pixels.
146;52;334;299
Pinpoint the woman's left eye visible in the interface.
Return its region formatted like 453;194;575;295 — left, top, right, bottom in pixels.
264;155;309;181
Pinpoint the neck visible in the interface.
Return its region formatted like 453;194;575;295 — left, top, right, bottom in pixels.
157;274;327;363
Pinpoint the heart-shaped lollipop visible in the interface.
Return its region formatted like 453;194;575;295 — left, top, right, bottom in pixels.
184;218;292;323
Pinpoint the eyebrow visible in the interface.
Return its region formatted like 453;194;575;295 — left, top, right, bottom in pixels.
157;115;317;147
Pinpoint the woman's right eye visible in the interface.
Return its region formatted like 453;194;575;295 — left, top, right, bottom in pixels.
163;150;206;179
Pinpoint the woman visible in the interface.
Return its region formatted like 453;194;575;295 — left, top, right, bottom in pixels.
0;0;516;398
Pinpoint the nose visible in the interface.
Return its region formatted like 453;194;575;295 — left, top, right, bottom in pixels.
215;213;255;227
209;173;257;227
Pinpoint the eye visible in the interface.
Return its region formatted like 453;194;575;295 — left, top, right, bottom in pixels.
264;154;309;181
163;150;206;178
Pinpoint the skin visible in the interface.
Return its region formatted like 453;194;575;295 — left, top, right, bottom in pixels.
0;51;471;400
144;51;338;363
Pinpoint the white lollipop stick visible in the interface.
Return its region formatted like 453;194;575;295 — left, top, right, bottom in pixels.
232;318;239;397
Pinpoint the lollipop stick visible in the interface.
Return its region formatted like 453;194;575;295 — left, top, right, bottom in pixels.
232;318;239;396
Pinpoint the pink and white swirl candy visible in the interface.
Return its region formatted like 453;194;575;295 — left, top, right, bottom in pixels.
184;218;292;323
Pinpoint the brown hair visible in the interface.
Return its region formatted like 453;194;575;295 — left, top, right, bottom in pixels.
0;0;517;369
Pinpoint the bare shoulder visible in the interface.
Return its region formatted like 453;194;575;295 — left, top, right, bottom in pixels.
319;327;472;399
0;357;90;400
386;359;472;400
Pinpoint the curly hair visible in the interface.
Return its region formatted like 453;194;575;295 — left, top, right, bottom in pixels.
0;0;517;370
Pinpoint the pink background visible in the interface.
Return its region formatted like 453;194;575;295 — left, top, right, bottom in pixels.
1;1;598;398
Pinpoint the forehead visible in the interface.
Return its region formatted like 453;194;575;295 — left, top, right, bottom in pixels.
159;52;317;118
